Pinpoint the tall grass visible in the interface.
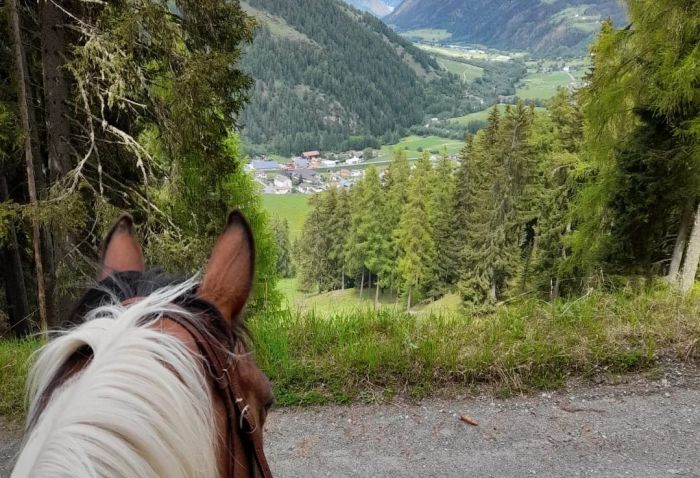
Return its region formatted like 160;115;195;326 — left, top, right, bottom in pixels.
249;288;700;405
1;289;699;421
0;338;40;421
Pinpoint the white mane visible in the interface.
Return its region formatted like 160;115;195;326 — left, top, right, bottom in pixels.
11;279;218;478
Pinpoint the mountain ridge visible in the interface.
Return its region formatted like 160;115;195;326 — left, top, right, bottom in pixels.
239;0;483;155
385;0;628;56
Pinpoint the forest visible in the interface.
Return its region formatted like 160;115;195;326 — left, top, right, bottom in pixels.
0;0;699;341
239;0;526;156
0;0;279;337
296;3;700;310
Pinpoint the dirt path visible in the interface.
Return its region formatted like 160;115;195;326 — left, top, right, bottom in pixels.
3;366;700;477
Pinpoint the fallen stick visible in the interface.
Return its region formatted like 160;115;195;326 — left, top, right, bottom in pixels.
459;415;478;426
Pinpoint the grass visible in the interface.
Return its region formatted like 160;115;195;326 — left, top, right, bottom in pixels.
451;105;547;126
262;194;310;239
516;71;575;100
0;338;39;421
279;278;407;315
436;58;483;82
3;288;700;419
251;288;700;405
400;29;453;42
375;135;464;162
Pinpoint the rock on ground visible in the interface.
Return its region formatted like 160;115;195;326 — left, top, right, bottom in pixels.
2;366;700;477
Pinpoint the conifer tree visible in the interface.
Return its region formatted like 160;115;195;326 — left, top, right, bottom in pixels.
383;148;412;292
272;218;295;278
396;159;436;310
427;149;456;295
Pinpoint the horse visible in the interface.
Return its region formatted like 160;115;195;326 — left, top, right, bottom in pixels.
11;211;274;477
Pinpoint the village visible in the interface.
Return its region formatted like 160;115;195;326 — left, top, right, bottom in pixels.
245;150;369;195
246;148;461;195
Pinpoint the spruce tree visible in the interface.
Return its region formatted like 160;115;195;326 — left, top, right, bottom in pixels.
396;159;436;310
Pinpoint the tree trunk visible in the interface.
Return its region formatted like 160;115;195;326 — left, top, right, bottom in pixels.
368;272;372;290
551;277;560;301
41;0;74;326
0;176;31;337
406;286;412;312
668;200;693;283
40;0;72;181
359;269;364;298
341;267;345;291
374;282;380;309
489;277;497;302
9;0;48;334
679;202;700;294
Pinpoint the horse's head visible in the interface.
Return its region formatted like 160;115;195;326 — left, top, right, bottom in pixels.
12;211;273;478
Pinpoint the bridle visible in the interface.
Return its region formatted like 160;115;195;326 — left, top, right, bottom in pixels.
122;296;273;478
35;294;273;478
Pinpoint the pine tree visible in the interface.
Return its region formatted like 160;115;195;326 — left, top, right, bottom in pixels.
272;218;295;278
459;103;536;304
396;159;436;310
571;3;700;293
427;149;456;295
383;148;411;292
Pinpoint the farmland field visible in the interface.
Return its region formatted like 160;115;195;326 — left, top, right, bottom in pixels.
400;28;452;42
375;135;464;161
262;194;310;239
436;58;483;82
450;105;547;126
516;71;574;100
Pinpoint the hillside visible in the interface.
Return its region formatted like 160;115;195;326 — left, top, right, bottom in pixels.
343;0;394;16
239;0;500;156
385;0;628;57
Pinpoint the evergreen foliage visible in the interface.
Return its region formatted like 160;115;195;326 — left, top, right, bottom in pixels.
0;0;279;335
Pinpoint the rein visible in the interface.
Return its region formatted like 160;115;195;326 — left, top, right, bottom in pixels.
122;296;273;478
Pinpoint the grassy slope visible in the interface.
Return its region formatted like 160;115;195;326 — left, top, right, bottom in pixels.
2;289;700;417
262;194;310;239
436;58;483;82
400;28;453;42
375;135;464;161
451;104;548;125
253;288;700;405
516;71;574;100
0;339;37;420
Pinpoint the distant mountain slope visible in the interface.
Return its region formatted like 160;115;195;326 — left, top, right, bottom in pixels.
343;0;394;16
385;0;628;56
239;0;485;155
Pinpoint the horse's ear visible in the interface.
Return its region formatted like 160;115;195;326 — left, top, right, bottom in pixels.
99;213;145;280
198;210;255;322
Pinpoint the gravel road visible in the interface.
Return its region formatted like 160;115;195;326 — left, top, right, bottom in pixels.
3;366;700;477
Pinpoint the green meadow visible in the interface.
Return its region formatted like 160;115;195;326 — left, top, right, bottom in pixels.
262;194;310;239
375;135;464;161
516;71;575;100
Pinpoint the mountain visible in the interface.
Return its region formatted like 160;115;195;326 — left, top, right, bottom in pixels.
385;0;628;57
239;0;494;156
343;0;394;17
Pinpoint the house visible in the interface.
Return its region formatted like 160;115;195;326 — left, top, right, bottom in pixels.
309;158;322;169
292;169;320;184
292;157;310;169
250;160;281;172
498;95;516;104
339;169;351;179
302;150;321;160
322;159;337;167
346;156;362;165
273;174;292;194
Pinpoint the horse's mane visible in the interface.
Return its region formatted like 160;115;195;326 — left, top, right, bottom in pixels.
12;275;220;478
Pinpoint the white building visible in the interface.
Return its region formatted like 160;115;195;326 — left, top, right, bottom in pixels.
273;175;292;194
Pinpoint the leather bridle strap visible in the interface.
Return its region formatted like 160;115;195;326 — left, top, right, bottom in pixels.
165;312;273;478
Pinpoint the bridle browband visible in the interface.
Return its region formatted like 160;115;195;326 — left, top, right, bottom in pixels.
122;296;273;478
